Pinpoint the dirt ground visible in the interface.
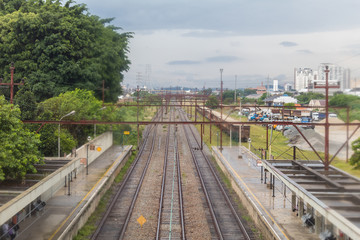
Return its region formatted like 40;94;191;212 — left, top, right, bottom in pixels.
285;118;360;160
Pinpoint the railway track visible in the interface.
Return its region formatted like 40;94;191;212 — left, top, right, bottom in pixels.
179;108;252;240
91;106;252;239
91;112;161;240
156;108;185;239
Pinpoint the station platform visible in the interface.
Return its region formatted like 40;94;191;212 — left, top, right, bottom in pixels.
212;146;318;240
15;145;132;240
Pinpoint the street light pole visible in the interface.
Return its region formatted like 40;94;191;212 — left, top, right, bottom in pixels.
58;110;76;157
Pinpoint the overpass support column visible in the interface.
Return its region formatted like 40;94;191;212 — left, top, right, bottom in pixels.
299;198;304;218
315;210;323;235
291;192;296;212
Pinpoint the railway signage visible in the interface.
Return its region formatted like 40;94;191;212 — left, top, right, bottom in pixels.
124;131;130;135
137;215;146;227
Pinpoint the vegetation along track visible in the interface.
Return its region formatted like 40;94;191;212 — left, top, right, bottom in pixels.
91;110;161;240
179;107;252;240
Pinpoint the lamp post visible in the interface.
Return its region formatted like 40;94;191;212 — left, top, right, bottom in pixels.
86;136;91;175
58;110;76;157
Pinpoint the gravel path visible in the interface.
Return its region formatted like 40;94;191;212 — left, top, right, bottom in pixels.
123;109;213;239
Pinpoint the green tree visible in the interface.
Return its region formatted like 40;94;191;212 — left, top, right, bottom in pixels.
296;92;325;104
350;138;360;169
0;0;132;102
205;95;219;109
14;82;37;120
36;89;104;156
257;93;267;105
0;95;41;180
242;88;257;97
329;94;360;108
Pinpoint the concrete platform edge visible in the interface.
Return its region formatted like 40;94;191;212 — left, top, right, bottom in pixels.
211;146;286;240
56;145;133;240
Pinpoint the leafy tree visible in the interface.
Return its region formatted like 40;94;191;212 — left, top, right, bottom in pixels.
257;93;267;105
14;82;37;120
350;138;360;169
296;92;325;104
36;89;104;156
0;95;41;180
203;88;212;96
222;90;236;104
242;88;257;97
0;0;132;102
329;94;360;108
205;95;219;109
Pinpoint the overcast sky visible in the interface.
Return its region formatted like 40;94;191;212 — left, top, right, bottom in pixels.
76;0;360;89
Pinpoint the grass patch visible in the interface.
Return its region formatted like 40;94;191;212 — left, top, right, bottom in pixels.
203;110;360;178
115;150;137;183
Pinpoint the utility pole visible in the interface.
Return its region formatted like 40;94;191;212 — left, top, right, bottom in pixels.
314;65;339;170
220;68;223;152
137;85;140;150
0;63;24;104
234;75;237;103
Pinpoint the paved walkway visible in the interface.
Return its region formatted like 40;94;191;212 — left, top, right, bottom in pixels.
214;146;318;240
15;145;131;240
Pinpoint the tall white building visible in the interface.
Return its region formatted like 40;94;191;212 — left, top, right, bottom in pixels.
294;64;350;92
273;79;279;92
294;68;315;91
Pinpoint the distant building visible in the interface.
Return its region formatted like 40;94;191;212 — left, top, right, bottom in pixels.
294;68;315;91
264;94;297;106
273;80;279;92
294;63;350;94
344;88;360;97
284;83;293;91
308;99;326;108
249;82;267;95
246;94;263;100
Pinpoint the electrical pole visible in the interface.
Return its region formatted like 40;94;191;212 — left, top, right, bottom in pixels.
220;68;223;152
137;85;140;150
234;75;237;103
0;63;24;104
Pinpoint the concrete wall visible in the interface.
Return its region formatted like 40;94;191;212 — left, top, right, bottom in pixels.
58;145;132;240
0;157;81;226
211;147;280;240
73;131;113;166
0;132;113;226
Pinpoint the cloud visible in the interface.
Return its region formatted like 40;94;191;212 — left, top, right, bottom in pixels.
297;49;313;54
80;0;360;36
280;41;298;47
206;56;240;63
182;30;237;38
168;60;201;65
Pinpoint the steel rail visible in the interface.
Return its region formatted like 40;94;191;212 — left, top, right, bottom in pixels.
91;111;160;240
156;109;173;239
156;107;186;239
118;123;159;239
180;108;251;240
179;109;224;240
177;128;186;240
